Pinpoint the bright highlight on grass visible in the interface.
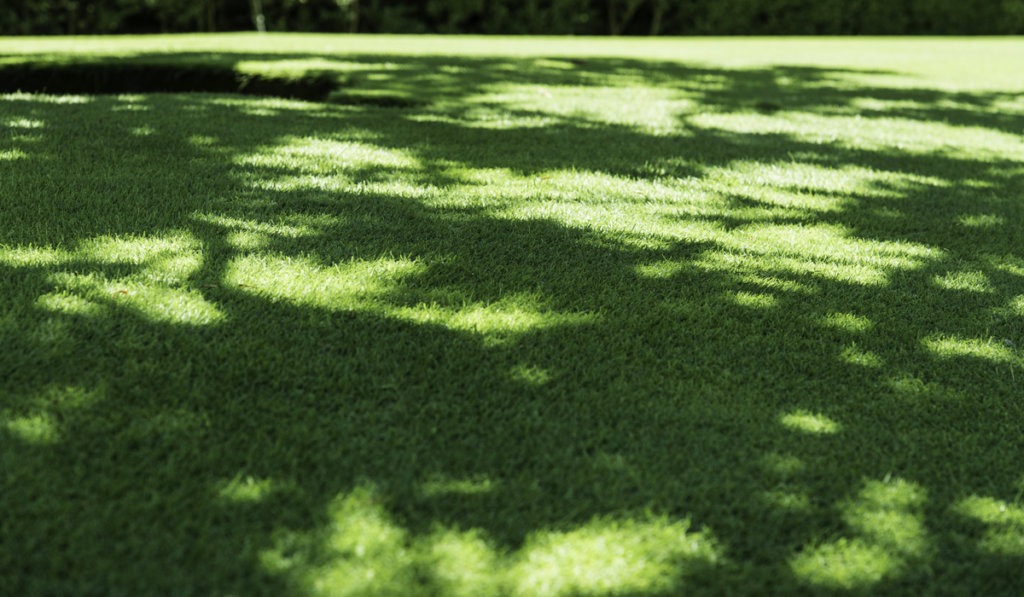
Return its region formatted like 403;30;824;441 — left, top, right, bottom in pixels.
791;478;929;590
264;483;719;597
780;411;841;435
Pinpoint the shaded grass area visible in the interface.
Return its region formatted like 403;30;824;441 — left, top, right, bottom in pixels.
0;61;339;102
1;36;1024;595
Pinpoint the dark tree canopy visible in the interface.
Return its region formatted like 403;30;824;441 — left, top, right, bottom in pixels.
2;0;1023;35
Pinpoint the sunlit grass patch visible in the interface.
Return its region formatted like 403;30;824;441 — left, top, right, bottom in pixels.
427;529;505;597
839;344;885;368
780;411;841;435
481;83;683;133
268;483;718;596
36;292;106;317
217;476;277;504
958;213;1005;229
955;496;1024;557
0;147;27;160
225;254;424;308
819;311;874;333
390;302;595;343
508;517;718;596
933;269;995;293
3;413;59;445
731;290;779;309
923;335;1021;365
791;478;929;590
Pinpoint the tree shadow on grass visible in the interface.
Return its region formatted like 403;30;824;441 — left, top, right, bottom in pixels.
1;52;1023;595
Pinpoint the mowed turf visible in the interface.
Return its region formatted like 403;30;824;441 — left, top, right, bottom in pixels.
1;35;1023;595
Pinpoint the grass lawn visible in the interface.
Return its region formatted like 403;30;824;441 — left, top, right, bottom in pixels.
2;34;1023;595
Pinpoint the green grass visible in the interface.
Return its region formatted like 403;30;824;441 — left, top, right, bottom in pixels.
2;34;1024;595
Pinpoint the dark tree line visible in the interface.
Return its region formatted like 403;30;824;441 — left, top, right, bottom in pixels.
2;0;1022;35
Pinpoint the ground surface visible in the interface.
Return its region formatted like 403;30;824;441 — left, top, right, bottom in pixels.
2;35;1023;595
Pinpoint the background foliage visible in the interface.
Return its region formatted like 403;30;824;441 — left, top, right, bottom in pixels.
2;0;1023;35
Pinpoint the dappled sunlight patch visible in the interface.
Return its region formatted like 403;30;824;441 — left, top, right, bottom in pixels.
217;476;276;504
705;223;940;286
731;272;816;295
923;335;1020;365
954;496;1024;557
0;148;27;161
388;294;598;344
78;233;198;264
634;260;688;280
984;254;1024;278
791;478;930;590
720;187;849;215
846;479;929;555
77;232;204;285
36;292;105;317
236;137;417;172
193;210;333;237
526;169;685;203
4;117;45;129
847;96;929;114
819;311;873;334
301;484;418;596
235;135;425;191
226;254;424;309
698;249;887;286
0;244;72;267
420;475;497;499
840;344;884;368
47;271;225;326
933;269;994;293
206;96;333;114
730;290;778;309
958;213;1005;228
708;161;885;199
500;203;695;251
1009;296;1024;316
262;482;717;596
472;168;702;210
479;83;683;133
108;284;223;325
247;173;352;192
226;230;270;250
111;104;149;113
792;540;898;590
727;223;939;268
427;529;504;597
3;413;59;445
433;165;517;188
0;91;91;104
509;517;718;596
234;57;362;76
780;410;841;435
187;134;218;147
693;111;1024;160
194;212;335;242
420;108;562;131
